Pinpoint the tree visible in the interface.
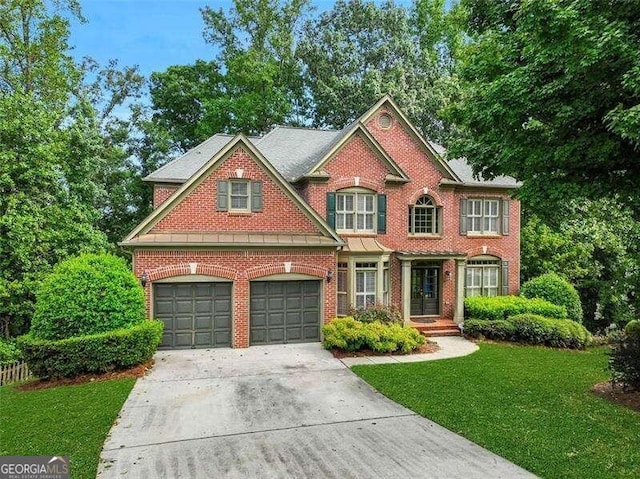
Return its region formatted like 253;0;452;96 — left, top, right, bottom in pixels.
298;0;457;143
448;0;640;218
521;199;640;331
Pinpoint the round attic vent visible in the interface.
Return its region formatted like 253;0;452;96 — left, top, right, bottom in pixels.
378;113;392;129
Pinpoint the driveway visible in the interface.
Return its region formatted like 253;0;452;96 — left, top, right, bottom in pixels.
98;344;535;478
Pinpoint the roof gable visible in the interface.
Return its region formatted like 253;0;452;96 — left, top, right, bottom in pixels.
121;135;343;246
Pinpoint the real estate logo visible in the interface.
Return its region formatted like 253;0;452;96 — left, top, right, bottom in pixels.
0;456;69;479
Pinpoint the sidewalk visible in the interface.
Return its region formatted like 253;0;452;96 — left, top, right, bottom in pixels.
339;336;479;367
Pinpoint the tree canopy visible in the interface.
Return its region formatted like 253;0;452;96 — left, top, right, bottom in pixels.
448;0;640;218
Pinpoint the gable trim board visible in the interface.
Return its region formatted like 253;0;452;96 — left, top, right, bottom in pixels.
301;123;409;183
120;134;343;247
358;95;462;182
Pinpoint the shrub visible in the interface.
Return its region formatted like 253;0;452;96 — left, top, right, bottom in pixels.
349;304;403;324
0;339;23;365
464;295;567;321
609;321;640;390
322;317;367;351
464;314;591;349
463;319;516;341
322;317;425;353
18;320;163;379
521;273;583;323
624;319;640;341
31;253;146;340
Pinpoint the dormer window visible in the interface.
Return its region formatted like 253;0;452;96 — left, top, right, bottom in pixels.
409;195;441;235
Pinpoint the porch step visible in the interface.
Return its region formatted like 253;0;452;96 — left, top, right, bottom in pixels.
410;319;461;338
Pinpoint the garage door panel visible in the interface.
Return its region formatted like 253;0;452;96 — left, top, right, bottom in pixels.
154;283;232;349
250;280;320;345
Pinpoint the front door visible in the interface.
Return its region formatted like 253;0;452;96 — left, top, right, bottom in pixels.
410;266;440;316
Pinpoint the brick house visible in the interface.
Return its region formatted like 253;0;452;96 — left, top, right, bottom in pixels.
121;96;520;349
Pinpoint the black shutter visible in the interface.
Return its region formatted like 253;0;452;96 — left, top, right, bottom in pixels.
216;180;228;211
459;198;468;235
377;194;387;234
501;260;510;295
326;192;336;229
502;199;510;235
251;181;263;212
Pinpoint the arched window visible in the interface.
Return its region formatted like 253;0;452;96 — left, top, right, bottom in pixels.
409;196;441;234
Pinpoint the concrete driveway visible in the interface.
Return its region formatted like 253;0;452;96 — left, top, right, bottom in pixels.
98;344;535;478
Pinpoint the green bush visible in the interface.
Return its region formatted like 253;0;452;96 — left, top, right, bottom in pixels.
0;339;23;365
609;322;640;390
521;273;583;323
18;320;163;379
31;253;146;340
349;304;403;324
464;314;591;349
322;317;425;353
464;295;567;321
624;320;640;341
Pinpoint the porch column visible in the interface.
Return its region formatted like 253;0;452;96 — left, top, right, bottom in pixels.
454;259;466;324
401;259;412;323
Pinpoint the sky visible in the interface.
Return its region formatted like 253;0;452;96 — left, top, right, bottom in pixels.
69;0;413;78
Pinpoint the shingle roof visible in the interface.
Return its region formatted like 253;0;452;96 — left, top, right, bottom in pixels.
144;126;518;188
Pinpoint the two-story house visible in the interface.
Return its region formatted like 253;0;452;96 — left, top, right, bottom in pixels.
121;96;520;349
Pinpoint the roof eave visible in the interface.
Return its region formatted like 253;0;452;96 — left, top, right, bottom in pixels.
439;178;521;190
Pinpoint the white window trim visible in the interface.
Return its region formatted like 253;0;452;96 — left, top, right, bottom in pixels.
336;189;376;233
467;198;500;234
229;179;250;212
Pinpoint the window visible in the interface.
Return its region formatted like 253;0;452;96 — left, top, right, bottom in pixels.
466;199;500;234
337;263;348;316
466;258;500;297
409;196;440;234
355;262;377;308
383;262;390;305
336;192;375;232
230;180;249;211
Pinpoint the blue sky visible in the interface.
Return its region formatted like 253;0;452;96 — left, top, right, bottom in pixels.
69;1;413;78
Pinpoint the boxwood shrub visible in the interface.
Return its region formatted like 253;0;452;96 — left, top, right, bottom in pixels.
464;314;591;349
521;273;583;323
17;320;163;379
349;304;403;324
30;253;146;340
322;317;425;353
464;295;567;321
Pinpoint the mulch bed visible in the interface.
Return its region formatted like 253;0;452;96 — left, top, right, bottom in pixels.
16;359;154;391
330;341;440;359
592;381;640;412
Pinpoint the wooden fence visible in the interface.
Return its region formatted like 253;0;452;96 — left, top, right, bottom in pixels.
0;361;31;386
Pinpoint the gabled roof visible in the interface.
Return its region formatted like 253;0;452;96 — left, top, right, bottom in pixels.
302;122;409;182
121;134;344;247
142;96;518;189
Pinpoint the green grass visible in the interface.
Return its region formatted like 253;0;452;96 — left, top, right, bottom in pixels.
0;379;135;479
353;343;640;479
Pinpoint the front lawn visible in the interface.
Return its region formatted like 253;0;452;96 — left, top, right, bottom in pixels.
353;343;640;479
0;379;135;479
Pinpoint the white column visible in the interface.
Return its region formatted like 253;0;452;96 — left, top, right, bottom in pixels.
401;260;412;323
454;259;466;324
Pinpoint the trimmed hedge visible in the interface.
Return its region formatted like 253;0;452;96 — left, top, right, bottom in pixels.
464;314;592;349
322;317;425;353
0;339;23;366
31;253;146;340
17;320;163;379
521;273;583;323
464;295;567;321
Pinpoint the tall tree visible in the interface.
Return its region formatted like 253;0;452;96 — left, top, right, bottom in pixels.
0;1;147;335
298;0;457;143
448;0;640;218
